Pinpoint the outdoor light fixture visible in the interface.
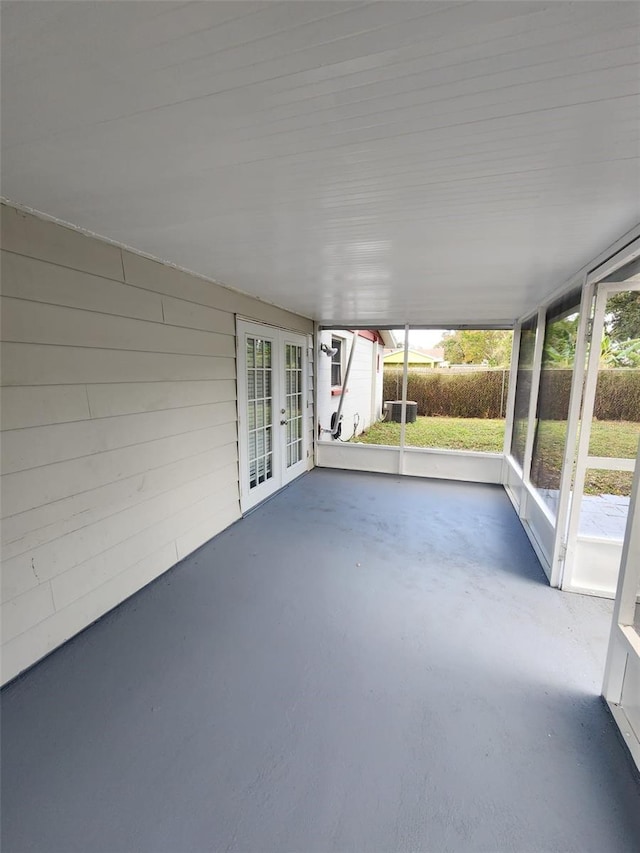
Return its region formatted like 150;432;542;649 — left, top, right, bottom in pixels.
320;342;338;357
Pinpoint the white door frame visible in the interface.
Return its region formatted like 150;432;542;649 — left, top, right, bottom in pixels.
550;275;595;587
562;279;640;595
602;440;640;770
236;319;308;513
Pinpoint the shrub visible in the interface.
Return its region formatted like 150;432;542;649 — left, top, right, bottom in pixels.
536;368;640;421
593;370;640;421
536;369;572;421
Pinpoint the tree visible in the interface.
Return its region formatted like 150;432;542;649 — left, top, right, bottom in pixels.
541;313;640;368
438;330;512;366
542;316;579;367
605;291;640;342
599;335;640;368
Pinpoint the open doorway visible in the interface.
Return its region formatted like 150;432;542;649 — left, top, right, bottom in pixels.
563;259;640;596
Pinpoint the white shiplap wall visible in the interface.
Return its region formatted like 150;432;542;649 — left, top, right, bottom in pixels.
0;204;313;684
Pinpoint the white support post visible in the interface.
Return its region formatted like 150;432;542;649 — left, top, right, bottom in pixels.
398;324;410;475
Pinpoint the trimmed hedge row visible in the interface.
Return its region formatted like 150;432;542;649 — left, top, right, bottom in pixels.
592;369;640;421
383;368;640;421
533;368;640;421
383;369;509;419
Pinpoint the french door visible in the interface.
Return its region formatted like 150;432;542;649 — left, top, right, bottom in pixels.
236;320;308;512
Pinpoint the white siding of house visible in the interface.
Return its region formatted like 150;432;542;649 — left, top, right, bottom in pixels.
0;204;313;684
317;330;382;441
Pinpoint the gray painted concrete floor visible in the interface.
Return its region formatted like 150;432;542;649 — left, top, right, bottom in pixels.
2;469;639;853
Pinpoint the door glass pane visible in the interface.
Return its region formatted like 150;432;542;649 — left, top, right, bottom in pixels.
285;343;303;467
246;335;274;491
588;289;640;458
511;316;537;468
530;292;581;518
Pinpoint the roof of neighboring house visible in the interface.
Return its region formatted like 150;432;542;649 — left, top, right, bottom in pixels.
421;347;446;361
328;329;395;347
383;348;443;364
378;330;397;348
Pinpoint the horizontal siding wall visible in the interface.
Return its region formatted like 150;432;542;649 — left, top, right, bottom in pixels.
0;204;313;684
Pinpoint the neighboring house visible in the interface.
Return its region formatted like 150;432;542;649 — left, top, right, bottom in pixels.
318;329;395;440
383;348;444;368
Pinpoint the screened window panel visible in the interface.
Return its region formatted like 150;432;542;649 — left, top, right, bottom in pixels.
510;316;537;469
530;293;581;517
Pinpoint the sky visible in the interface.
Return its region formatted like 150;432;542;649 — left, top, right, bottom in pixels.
408;329;447;349
383;329;448;348
385;329;448;349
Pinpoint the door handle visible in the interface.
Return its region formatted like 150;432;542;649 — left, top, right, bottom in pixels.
280;419;287;425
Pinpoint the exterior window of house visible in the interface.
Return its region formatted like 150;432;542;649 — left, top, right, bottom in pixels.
331;337;343;387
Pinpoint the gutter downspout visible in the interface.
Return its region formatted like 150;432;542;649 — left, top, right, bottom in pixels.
331;331;359;437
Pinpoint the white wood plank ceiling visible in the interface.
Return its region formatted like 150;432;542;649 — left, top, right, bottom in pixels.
1;1;639;325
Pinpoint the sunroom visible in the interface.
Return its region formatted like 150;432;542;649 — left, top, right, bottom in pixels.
1;2;639;851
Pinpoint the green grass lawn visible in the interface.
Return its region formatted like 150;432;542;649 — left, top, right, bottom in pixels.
354;416;506;452
352;416;640;495
531;419;639;496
